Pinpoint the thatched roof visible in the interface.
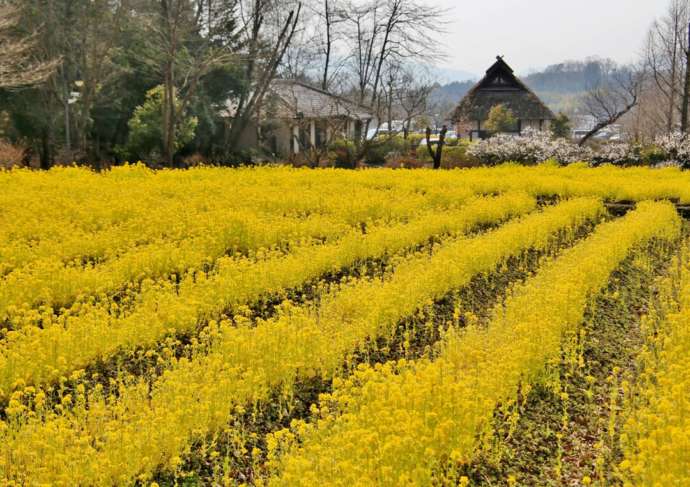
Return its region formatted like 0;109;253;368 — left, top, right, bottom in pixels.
268;80;373;120
451;57;555;123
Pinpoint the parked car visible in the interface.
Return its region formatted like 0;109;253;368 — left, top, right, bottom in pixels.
418;137;438;147
418;132;457;146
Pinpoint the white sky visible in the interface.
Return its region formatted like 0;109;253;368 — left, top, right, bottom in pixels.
434;0;668;78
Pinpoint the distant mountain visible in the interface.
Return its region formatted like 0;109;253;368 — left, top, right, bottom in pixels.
429;66;478;84
523;58;615;94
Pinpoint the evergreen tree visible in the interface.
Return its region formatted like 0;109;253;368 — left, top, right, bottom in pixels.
551;112;572;139
485;104;517;134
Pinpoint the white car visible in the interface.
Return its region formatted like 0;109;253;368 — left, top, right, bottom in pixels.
418;137;439;147
418;133;457;146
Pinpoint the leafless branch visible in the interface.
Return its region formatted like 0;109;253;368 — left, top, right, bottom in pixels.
579;67;643;146
0;4;59;89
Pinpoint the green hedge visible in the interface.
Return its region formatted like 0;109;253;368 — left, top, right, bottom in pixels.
415;140;478;167
328;139;357;168
364;137;412;165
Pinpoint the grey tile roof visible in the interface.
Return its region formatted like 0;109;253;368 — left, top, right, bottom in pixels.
269;80;373;120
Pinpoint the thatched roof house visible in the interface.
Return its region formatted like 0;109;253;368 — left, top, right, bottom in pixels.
451;57;554;140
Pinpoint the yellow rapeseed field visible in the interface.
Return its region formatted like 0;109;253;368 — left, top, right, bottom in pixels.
1;164;689;486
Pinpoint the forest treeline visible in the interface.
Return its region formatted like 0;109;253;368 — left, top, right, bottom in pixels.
0;0;447;168
0;0;689;169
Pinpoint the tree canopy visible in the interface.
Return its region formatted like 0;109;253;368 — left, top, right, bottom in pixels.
485;104;517;133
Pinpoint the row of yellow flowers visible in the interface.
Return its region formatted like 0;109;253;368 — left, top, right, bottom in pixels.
0;193;534;397
266;201;681;486
0;197;603;485
456;164;690;203
0;165;476;278
0;211;352;320
619;242;690;485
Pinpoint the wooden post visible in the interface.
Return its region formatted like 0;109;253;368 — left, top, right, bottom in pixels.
310;120;316;148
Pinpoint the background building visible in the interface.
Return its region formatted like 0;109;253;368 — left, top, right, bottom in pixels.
451;57;555;140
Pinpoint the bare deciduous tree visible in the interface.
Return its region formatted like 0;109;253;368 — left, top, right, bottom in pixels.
396;67;434;138
316;0;347;90
623;76;671;142
0;4;59;89
225;1;302;152
645;0;688;133
341;0;445;116
69;1;132;159
150;0;237;165
579;68;643;146
681;19;690;132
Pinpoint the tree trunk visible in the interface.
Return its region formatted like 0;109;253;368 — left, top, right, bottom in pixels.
63;96;71;158
40;130;49;170
426;125;447;169
163;73;175;166
62;68;71;160
369;2;398;111
386;90;393;135
682;22;690;133
578;102;637;146
321;0;331;90
160;0;178;167
669;22;680;132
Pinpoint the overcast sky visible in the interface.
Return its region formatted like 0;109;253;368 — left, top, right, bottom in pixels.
434;0;667;80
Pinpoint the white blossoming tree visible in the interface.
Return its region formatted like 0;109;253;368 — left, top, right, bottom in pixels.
654;132;690;166
467;129;593;165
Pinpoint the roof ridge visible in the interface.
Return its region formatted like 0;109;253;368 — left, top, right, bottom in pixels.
272;79;373;113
